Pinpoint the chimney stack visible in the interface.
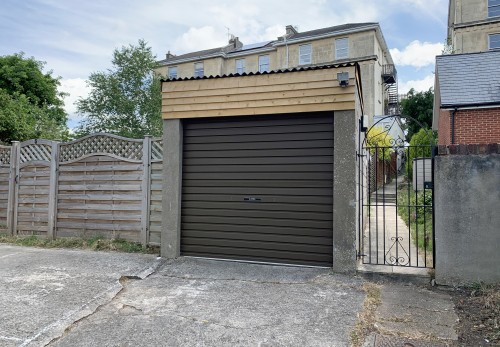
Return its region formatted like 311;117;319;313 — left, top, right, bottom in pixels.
165;50;175;60
286;25;298;37
229;35;243;50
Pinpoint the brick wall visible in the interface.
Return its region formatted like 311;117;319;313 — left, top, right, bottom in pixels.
438;109;451;145
438;107;500;145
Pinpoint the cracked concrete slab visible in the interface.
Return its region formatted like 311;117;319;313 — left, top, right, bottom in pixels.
373;283;458;344
49;257;366;347
0;244;160;347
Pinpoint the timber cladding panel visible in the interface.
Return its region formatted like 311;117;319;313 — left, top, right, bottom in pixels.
162;65;356;119
181;112;334;266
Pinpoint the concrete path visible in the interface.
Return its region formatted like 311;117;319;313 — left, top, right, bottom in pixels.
0;246;366;347
0;245;161;347
0;245;459;347
49;258;366;347
365;283;459;347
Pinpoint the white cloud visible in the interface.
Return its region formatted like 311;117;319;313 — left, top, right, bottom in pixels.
58;78;91;122
399;74;435;94
390;40;444;68
172;26;227;52
263;25;286;41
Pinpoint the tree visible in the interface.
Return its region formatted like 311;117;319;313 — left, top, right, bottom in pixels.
400;88;434;139
76;40;163;138
367;126;394;161
0;53;69;143
406;128;437;179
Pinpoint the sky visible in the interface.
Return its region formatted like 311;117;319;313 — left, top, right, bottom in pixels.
0;0;448;128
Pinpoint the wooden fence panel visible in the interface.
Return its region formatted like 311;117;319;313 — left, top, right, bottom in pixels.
15;140;54;236
3;134;164;245
148;138;163;245
0;145;11;232
16;164;51;235
56;134;145;242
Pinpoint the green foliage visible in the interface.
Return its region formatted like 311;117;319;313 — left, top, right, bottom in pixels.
397;186;433;252
0;53;69;143
76;39;163;138
442;36;455;55
0;233;159;254
400;88;434;139
367;126;394;161
406;128;437;179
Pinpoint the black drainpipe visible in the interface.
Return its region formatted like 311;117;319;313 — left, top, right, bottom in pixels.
451;108;457;144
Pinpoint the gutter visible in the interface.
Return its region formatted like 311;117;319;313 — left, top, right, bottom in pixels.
441;102;500;109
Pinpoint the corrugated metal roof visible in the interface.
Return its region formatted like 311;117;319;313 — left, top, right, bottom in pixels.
436;50;500;107
161;63;356;82
289;23;377;39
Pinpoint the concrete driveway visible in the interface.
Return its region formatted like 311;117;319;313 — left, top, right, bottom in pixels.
0;245;366;347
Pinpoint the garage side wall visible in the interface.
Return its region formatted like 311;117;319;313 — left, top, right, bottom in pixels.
333;110;357;272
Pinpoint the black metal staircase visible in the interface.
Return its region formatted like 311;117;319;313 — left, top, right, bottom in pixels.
382;64;399;115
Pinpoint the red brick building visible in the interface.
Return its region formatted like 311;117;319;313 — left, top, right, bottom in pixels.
433;50;500;145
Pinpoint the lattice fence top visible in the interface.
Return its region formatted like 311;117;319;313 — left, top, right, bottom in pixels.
20;142;53;163
59;133;144;163
0;146;11;165
151;138;163;161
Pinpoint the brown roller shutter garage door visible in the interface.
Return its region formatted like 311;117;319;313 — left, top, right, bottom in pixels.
181;112;333;266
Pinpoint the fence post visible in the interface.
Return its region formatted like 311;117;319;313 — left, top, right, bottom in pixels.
47;141;59;240
7;142;19;235
140;135;152;247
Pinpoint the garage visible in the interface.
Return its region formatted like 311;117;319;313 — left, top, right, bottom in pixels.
181;113;334;266
161;64;361;269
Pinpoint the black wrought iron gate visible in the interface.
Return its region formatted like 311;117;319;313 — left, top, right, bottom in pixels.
357;115;436;269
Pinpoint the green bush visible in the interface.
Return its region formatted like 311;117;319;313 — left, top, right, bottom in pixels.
397;187;433;251
406;128;436;179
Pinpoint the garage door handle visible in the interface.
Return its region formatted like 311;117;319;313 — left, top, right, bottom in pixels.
244;197;261;202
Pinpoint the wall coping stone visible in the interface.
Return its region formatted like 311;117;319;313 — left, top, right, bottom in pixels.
437;143;499;156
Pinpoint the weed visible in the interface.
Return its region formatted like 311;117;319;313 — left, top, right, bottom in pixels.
0;234;159;254
350;283;382;347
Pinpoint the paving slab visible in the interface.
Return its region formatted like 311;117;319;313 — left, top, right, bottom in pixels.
372;283;458;345
0;245;160;347
50;257;366;347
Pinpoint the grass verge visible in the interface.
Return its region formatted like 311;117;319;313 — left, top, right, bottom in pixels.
0;233;160;254
350;282;382;347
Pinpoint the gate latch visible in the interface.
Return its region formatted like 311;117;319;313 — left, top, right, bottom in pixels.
424;181;433;189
